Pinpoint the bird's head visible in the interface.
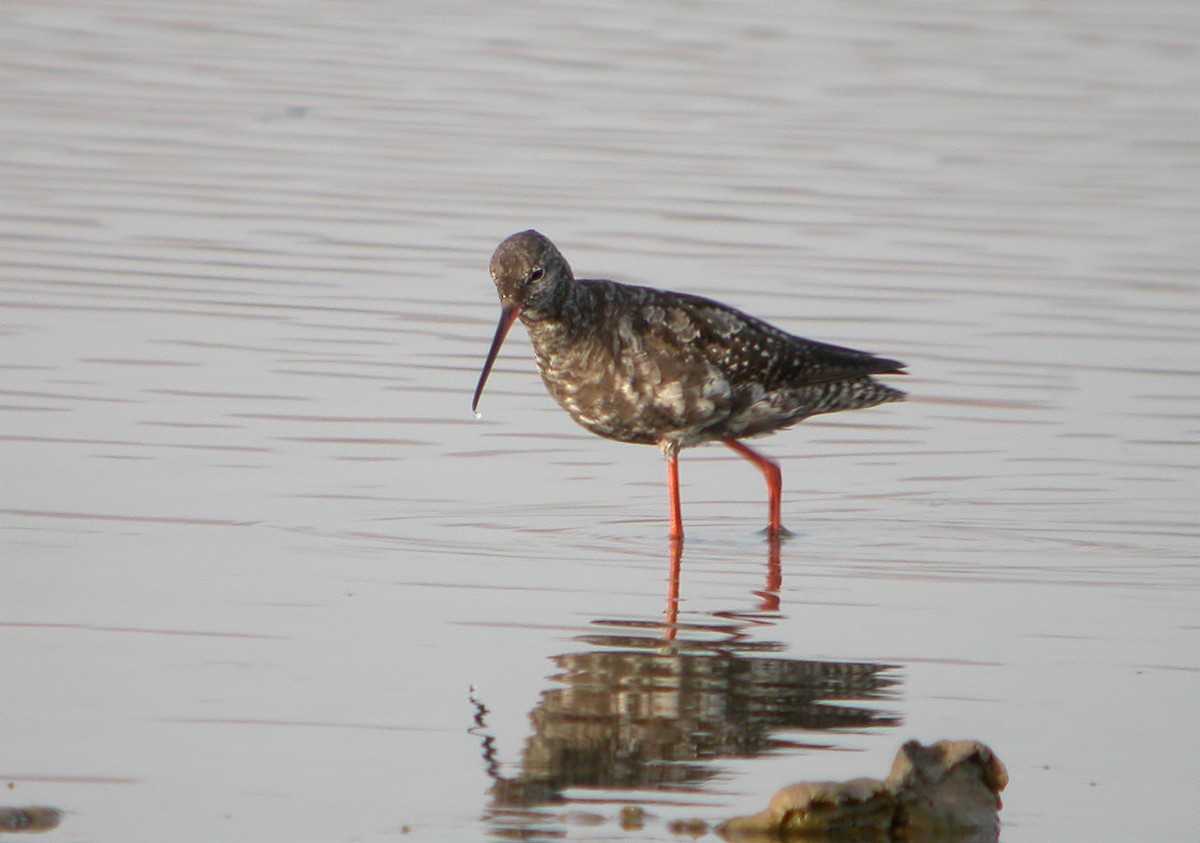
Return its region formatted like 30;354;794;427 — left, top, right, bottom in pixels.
473;230;573;415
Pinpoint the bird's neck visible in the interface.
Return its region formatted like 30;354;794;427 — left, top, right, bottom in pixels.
519;277;593;354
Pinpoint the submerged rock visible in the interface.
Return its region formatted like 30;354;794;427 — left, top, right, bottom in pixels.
723;777;894;837
668;817;710;837
0;806;63;833
719;739;1006;841
619;805;647;830
887;739;1007;838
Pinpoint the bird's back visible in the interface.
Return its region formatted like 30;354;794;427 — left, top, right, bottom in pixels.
523;277;905;448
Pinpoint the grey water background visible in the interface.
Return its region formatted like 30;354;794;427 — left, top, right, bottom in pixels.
1;2;1196;841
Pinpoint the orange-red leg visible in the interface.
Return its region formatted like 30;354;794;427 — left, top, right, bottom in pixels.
724;439;783;535
666;448;684;541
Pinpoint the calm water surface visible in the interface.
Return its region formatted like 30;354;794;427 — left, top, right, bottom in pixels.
1;2;1196;841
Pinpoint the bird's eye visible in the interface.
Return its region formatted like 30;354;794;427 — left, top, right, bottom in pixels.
529;267;544;282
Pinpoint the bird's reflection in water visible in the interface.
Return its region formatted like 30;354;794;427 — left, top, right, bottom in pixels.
472;537;901;840
664;534;784;638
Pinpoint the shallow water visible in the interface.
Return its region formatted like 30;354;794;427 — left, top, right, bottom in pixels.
1;1;1196;841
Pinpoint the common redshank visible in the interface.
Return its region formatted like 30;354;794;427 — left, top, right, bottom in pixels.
472;230;905;540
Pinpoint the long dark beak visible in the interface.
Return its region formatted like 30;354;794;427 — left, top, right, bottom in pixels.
472;303;521;415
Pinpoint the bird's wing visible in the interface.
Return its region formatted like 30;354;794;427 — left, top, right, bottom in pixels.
659;291;905;391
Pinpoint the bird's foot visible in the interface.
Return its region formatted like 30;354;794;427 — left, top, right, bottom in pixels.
759;525;795;540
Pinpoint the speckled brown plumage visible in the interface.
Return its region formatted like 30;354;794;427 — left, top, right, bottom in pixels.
473;229;906;539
